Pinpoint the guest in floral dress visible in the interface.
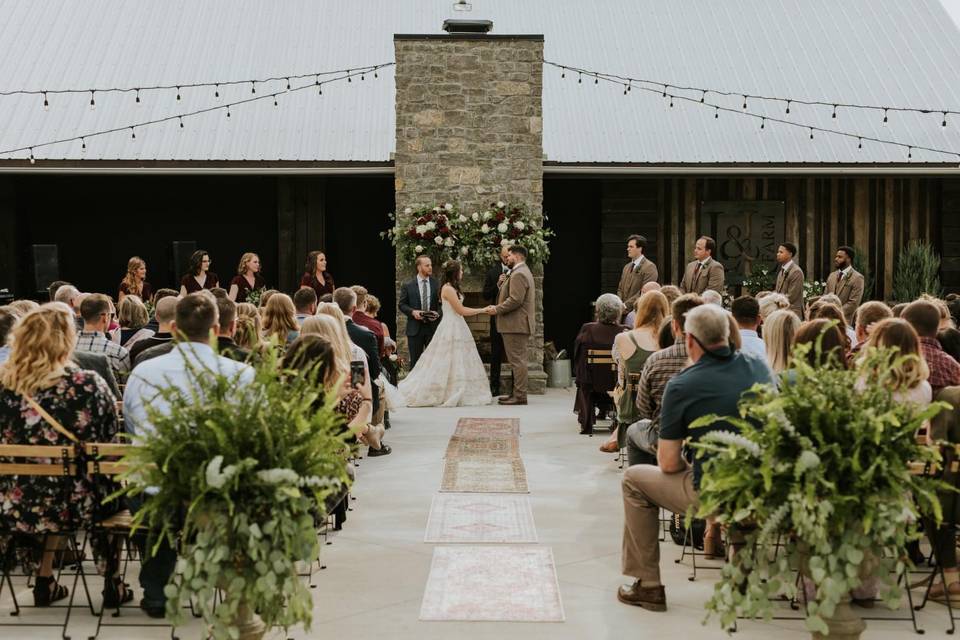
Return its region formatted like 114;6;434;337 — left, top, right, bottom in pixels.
0;303;132;607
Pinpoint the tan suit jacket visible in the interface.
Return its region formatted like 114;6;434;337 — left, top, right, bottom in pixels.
679;257;725;295
775;263;805;317
495;261;536;335
825;268;865;326
616;258;659;312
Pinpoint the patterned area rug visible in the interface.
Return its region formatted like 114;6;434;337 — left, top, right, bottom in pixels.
440;457;529;493
424;493;537;543
420;546;565;622
445;417;522;459
451;417;521;439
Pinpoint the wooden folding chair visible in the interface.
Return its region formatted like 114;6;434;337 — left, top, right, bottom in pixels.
0;443;94;640
585;348;618;434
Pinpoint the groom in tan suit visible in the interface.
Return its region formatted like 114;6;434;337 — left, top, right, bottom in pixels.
485;245;536;405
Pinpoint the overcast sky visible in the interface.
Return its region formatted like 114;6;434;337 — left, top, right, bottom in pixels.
944;0;960;28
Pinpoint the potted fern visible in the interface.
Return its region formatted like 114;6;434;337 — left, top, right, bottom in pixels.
120;348;351;640
689;341;948;639
893;241;942;302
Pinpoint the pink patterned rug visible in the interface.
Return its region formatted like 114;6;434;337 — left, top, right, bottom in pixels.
440;457;529;493
424;493;537;543
419;546;565;622
451;417;520;439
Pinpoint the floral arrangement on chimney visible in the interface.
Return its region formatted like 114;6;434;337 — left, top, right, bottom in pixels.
384;201;552;271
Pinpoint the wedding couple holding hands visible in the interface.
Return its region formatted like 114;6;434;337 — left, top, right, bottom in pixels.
397;245;535;407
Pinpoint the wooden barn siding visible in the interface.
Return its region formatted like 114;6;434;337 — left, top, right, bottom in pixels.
597;176;949;301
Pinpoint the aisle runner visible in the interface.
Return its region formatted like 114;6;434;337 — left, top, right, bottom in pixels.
420;416;564;622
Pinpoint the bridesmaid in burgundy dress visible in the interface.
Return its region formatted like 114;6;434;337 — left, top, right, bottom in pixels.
179;250;219;296
228;252;266;303
118;256;153;303
299;250;335;300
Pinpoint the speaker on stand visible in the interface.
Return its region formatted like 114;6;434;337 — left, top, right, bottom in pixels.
30;244;59;296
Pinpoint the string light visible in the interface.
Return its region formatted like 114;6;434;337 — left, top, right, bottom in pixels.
215;84;220;99
742;95;747;109
130;127;136;139
273;95;278;106
0;65;390;161
89;91;96;110
832;104;837;119
908;146;913;159
943;112;948;127
883;108;888;123
285;78;290;90
250;81;256;94
544;60;960;161
42;92;48;111
135;88;140;104
81;137;86;151
176;86;181;101
29;148;34;164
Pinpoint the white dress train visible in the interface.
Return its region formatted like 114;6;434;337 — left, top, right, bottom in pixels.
398;298;493;407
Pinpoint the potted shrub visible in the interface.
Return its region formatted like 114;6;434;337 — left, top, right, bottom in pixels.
120;348;351;640
689;342;949;639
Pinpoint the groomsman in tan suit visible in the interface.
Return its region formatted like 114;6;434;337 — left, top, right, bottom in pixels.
775;242;805;318
824;246;865;326
485;245;536;405
680;236;725;295
616;234;659;317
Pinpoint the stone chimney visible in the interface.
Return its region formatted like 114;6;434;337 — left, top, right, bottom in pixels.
393;25;546;393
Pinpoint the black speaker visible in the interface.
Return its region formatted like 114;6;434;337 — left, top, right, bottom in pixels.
30;244;59;294
170;241;197;282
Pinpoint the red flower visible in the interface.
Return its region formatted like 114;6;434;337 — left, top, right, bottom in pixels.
425;231;435;240
407;229;418;239
440;227;450;235
496;212;506;222
493;235;501;245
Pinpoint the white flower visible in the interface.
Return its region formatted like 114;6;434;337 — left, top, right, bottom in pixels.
415;244;424;253
461;247;470;256
444;237;455;247
514;221;525;230
205;455;227;488
389;354;398;361
256;468;299;485
415;224;427;235
404;207;412;215
426;221;436;231
434;236;444;245
482;211;493;220
458;215;467;223
496;200;505;208
481;223;490;233
500;239;511;246
444;203;453;211
497;222;508;233
471;212;480;221
433;206;440;213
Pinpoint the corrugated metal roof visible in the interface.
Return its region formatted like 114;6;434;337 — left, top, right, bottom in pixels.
1;0;960;164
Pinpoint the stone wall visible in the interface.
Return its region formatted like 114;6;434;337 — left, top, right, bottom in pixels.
393;33;546;393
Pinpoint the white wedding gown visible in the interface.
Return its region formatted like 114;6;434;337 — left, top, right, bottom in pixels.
398;298;493;407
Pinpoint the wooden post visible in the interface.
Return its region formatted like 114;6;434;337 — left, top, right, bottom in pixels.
670;179;680;283
884;179;895;299
805;179;816;277
684;177;697;266
0;177;16;296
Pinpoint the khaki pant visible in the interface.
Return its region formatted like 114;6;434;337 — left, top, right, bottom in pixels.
621;465;698;583
501;333;529;399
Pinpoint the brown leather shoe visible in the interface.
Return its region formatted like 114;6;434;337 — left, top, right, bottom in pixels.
617;580;666;611
498;396;528;405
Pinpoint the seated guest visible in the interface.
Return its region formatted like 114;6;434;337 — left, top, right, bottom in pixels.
861;318;932;406
319;293;333;304
330;290;383;427
143;288;178;333
214;296;249;362
227;252;266;304
124;293;255;615
851;301;893;359
293;286;318;325
731;296;766;362
600;291;668;453
47;280;72;302
9;299;39;317
130;297;178;365
0;306;18;364
758;292;789;322
920;294;955;331
701;290;723;306
118;256;153;304
300;250;336;300
892;302;909;318
53;284;84;331
625;282;662;327
118;295;155;349
659;285;681;308
657;317;675;350
763;309;801;374
0;304;131;607
793;319;848;369
258;289;279;314
938;327;960;363
179;250;219;296
76;293;131;376
210;287;228;299
234;303;263;353
618;303;774;611
903;299;960;393
925;384;960;603
808;302;853;352
262;293;299;346
625;294;703;466
573;293;628;435
363;294;396;353
350;286;385;355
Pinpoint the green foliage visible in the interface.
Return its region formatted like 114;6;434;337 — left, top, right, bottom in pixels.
852;247;874;300
802;279;826;302
689;340;949;632
118;346;351;639
742;263;776;295
893;241;942;302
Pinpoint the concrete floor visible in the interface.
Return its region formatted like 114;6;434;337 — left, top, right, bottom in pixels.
2;388;955;638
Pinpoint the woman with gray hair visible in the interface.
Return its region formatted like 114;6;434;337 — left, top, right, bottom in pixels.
573;293;629;434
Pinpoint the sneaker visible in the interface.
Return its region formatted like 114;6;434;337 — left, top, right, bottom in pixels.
366;443;392;457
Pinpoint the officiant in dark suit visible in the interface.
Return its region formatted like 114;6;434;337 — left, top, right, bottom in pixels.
399;255;442;368
483;246;511;396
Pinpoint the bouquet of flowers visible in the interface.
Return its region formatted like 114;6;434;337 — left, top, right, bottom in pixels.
741;263;777;295
803;279;827;302
246;287;267;307
383;203;458;265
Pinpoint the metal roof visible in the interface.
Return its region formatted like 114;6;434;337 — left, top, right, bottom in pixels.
2;0;960;165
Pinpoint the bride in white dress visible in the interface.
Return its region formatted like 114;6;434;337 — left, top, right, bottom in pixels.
398;260;493;407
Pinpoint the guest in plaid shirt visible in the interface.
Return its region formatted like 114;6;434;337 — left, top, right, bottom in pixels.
76;293;131;377
903;299;960;394
624;294;704;466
